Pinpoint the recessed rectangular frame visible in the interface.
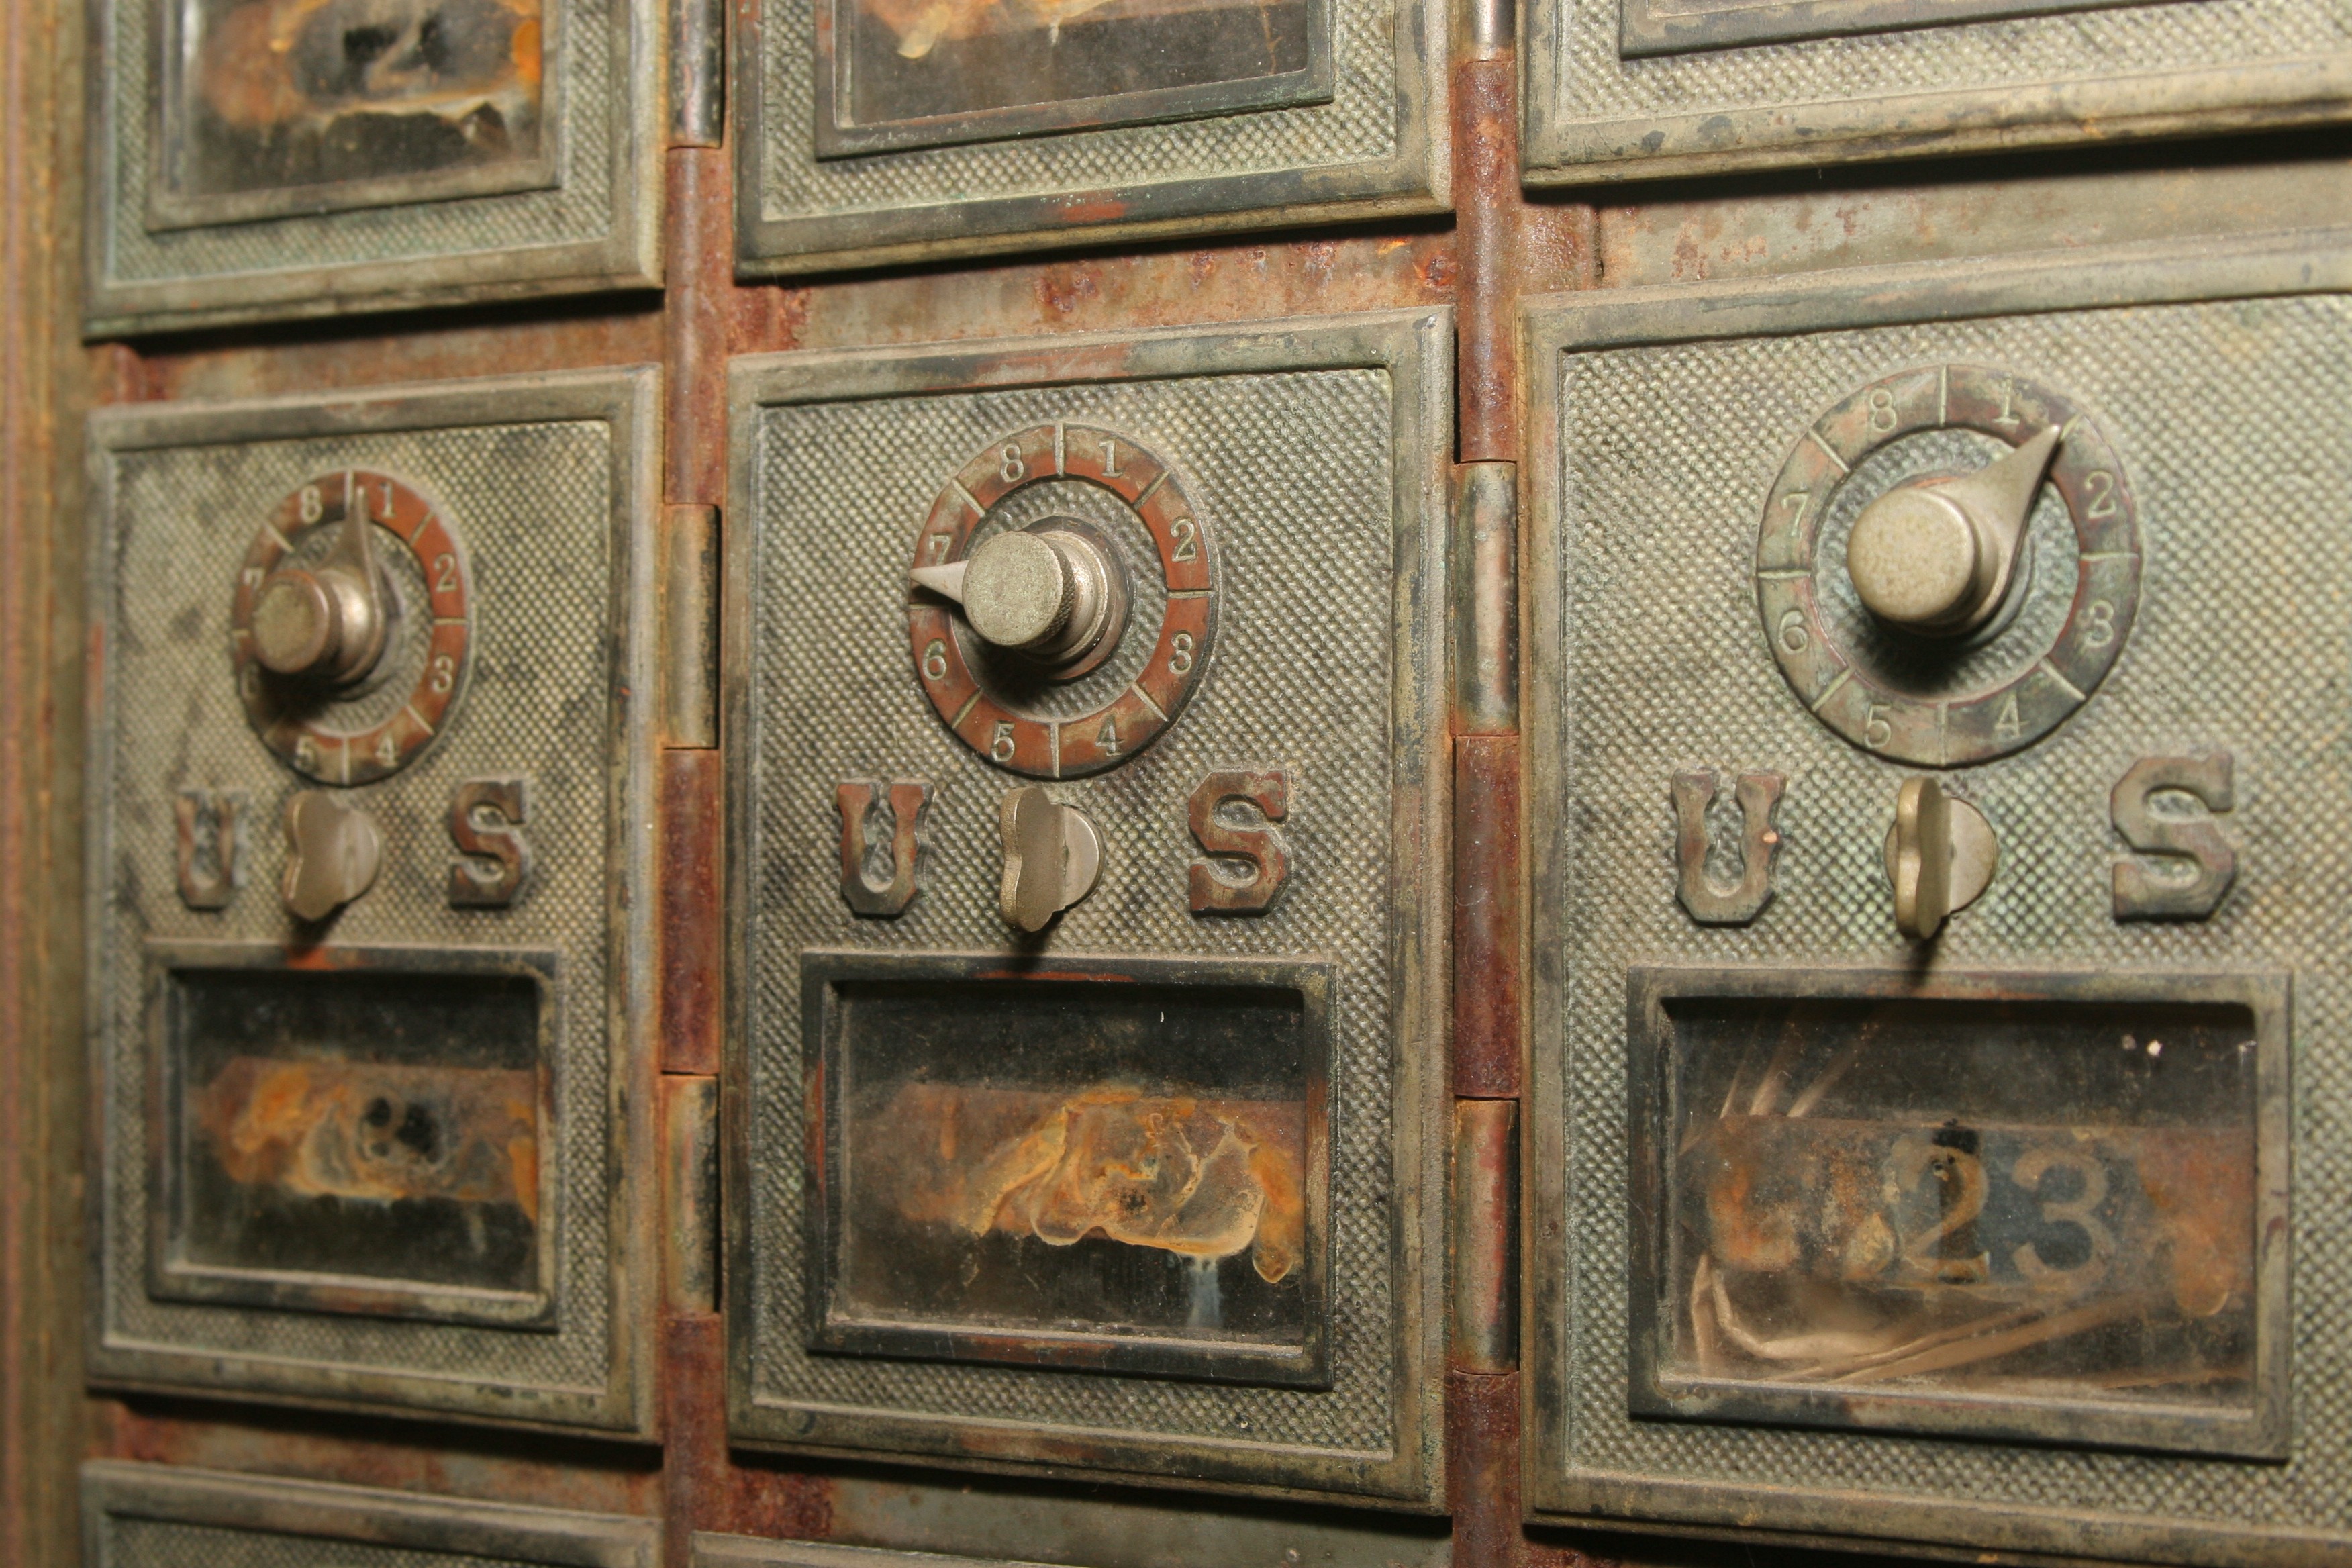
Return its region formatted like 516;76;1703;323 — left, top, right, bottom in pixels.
1624;964;2291;1461
812;0;1336;157
144;941;565;1330
1526;0;2352;184
84;368;660;1433
143;0;566;230
82;1461;658;1568
1522;229;2352;1566
802;948;1337;1387
85;0;659;334
1619;0;2156;57
733;0;1444;275
723;311;1452;1502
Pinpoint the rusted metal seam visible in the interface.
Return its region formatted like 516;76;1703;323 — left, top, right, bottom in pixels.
657;133;731;1568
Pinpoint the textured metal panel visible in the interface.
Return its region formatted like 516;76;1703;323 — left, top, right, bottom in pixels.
83;0;661;333
1524;236;2352;1563
1525;0;2352;183
83;370;658;1432
724;315;1451;1502
83;1461;658;1567
732;0;1446;274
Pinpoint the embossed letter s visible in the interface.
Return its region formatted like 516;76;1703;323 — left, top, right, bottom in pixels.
448;777;532;908
1671;769;1786;926
2112;752;2236;921
837;779;931;917
1188;769;1291;914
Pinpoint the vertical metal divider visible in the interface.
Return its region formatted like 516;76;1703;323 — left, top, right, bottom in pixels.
1444;1;1590;1557
658;36;734;1549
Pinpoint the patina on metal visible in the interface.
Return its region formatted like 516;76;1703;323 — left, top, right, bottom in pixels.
84;369;660;1433
724;314;1451;1501
85;0;662;331
81;1461;660;1567
733;0;1447;273
1527;0;2352;183
1524;232;2352;1566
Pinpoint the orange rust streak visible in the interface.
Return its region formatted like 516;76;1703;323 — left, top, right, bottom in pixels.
193;1056;538;1216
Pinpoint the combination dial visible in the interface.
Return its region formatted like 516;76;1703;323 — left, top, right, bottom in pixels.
1757;365;2142;767
909;423;1216;777
232;470;473;785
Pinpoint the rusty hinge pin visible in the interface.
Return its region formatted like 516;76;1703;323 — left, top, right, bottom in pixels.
660;503;719;750
668;0;726;147
1451;1098;1519;1374
660;1074;720;1314
1453;462;1518;734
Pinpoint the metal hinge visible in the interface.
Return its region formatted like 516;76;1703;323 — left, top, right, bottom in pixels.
1451;1099;1519;1373
660;503;719;748
669;0;726;147
662;1074;720;1313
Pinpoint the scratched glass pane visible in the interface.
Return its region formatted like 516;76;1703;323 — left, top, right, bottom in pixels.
830;977;1314;1348
1661;997;2259;1408
171;0;545;198
170;967;543;1295
842;0;1314;125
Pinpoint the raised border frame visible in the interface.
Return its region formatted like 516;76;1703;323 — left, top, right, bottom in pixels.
142;0;568;231
1526;1;2352;185
1624;964;2292;1461
732;0;1446;275
1522;227;2352;1565
722;310;1453;1503
84;0;660;335
81;1460;659;1567
142;940;566;1330
801;948;1338;1387
82;367;660;1434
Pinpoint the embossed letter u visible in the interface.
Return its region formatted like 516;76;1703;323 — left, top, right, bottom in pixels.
1671;769;1786;927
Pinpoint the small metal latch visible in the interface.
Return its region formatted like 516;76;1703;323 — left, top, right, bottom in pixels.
281;790;383;922
1883;777;1996;940
999;785;1101;932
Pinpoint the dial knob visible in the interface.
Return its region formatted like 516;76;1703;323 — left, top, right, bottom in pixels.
250;505;391;683
913;524;1124;671
1847;425;2061;637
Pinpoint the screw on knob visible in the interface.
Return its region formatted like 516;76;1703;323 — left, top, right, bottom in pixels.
1883;777;1998;941
912;524;1124;671
998;785;1101;932
251;504;391;683
1847;425;2061;637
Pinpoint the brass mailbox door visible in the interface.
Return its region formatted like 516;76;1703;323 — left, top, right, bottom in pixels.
82;371;662;1432
721;314;1453;1504
1524;234;2352;1565
1522;0;2352;183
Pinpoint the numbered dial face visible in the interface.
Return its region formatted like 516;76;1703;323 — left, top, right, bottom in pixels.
1757;365;2142;767
232;471;472;785
910;424;1216;777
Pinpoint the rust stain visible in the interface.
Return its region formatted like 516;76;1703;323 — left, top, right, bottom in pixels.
193;1056;540;1220
868;1083;1306;1281
2137;1128;2254;1319
195;0;543;135
1055;195;1130;224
